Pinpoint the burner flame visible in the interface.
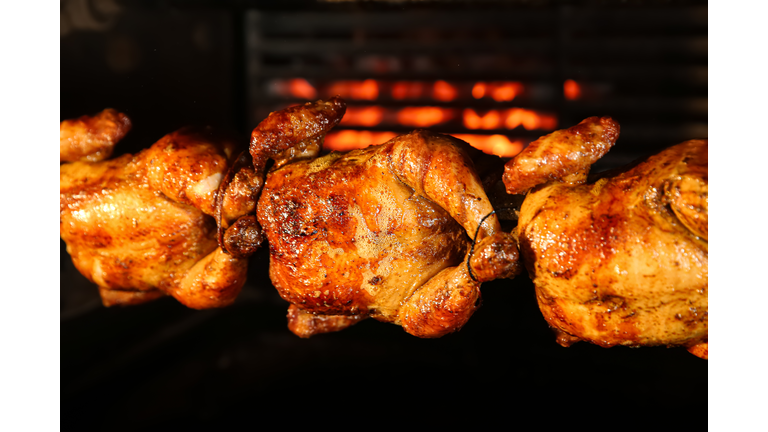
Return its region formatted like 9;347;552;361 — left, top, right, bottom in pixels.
397;107;453;127
392;81;426;100
326;80;380;100
464;108;557;130
472;81;523;101
340;106;385;127
432;80;458;102
325;130;523;158
270;78;553;158
564;79;581;100
454;134;524;157
287;78;317;100
490;82;523;102
324;130;398;151
463;109;501;130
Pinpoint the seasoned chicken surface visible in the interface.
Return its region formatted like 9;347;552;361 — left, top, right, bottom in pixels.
502;116;619;195
60;110;261;308
60;108;132;163
250;98;522;338
504;118;708;358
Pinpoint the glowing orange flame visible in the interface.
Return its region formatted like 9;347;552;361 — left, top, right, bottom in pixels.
504;109;523;129
324;130;398;152
490;82;523;102
471;81;524;101
340;106;385;127
472;82;487;99
327;81;351;98
397;107;453;127
288;78;317;99
332;105;554;132
392;81;425;100
432;80;458;102
354;79;379;100
325;130;523;157
522;112;540;130
564;79;581;100
504;108;558;130
327;80;379;100
463;109;502;130
453;134;524;157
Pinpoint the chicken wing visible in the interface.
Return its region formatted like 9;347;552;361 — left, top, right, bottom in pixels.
60;108;132;163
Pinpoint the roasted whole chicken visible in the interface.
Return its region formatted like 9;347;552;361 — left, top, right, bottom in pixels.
503;117;708;358
246;97;522;338
60;109;261;308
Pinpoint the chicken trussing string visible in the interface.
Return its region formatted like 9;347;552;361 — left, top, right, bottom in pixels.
59;97;707;359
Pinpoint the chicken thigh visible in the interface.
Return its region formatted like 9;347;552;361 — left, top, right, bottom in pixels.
249;97;522;338
60;109;261;308
504;117;708;358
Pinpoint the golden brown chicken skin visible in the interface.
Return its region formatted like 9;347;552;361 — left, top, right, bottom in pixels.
60;108;132;163
60;110;261;309
504;119;708;358
250;98;521;338
503;116;619;195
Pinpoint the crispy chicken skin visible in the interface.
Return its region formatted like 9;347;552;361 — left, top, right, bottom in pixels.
60;110;260;309
60;108;132;163
504;119;708;358
286;304;367;338
503;116;619;195
251;98;521;338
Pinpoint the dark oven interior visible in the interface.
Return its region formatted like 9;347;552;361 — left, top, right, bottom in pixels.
61;0;707;427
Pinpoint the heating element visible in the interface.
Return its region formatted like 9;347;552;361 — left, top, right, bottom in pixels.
244;4;707;167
